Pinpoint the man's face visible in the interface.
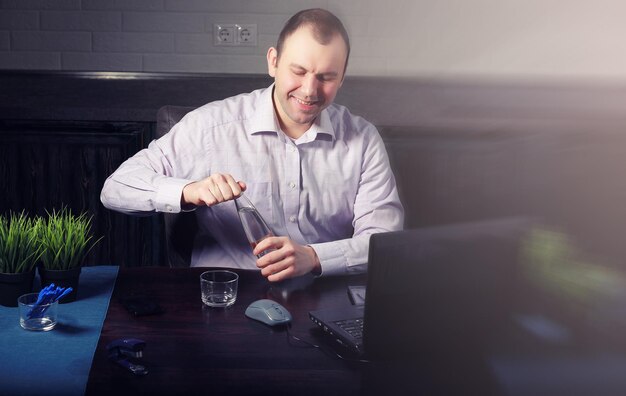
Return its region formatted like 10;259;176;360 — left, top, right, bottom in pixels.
267;25;348;138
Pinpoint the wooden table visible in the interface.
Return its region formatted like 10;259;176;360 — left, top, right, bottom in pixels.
85;264;626;396
85;267;370;396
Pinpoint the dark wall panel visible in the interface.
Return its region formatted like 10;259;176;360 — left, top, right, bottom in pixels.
0;120;160;267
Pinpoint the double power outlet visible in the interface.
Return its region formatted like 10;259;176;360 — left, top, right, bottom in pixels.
214;24;257;46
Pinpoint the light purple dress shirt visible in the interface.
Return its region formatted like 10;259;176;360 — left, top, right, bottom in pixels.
101;85;404;275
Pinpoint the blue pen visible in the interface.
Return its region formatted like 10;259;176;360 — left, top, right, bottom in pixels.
27;285;73;319
33;284;53;306
56;287;73;302
27;287;51;318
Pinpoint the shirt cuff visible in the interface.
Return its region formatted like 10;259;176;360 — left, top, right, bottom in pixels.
308;241;347;277
154;177;193;213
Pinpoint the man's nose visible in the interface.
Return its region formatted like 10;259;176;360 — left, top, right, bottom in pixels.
301;75;318;97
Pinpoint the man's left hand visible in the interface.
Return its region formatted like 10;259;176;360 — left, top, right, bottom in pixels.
253;237;321;282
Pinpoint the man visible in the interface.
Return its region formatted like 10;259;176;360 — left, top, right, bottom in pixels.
101;8;403;281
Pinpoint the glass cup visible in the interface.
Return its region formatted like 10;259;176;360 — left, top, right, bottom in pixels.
18;292;58;331
200;270;238;307
235;194;274;258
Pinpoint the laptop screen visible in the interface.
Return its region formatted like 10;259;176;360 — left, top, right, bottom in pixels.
362;217;626;394
363;217;531;361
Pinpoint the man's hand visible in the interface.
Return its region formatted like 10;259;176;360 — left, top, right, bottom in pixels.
254;237;321;282
182;173;246;208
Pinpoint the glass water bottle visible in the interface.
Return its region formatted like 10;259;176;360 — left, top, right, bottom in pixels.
235;194;274;258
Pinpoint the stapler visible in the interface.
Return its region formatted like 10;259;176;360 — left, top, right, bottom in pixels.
106;338;149;376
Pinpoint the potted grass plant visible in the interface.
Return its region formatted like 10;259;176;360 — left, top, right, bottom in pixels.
38;207;102;303
0;211;42;307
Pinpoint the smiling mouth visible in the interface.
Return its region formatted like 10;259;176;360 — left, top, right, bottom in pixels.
292;96;318;107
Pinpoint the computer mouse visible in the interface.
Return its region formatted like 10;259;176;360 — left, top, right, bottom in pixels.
245;299;292;326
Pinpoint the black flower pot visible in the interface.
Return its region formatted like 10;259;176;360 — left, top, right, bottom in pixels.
0;269;35;307
39;266;82;303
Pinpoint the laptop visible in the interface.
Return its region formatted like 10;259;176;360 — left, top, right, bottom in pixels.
309;217;533;361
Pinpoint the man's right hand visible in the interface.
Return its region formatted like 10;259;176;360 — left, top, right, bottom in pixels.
181;173;246;208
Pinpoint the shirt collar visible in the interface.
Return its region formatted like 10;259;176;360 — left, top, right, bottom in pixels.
248;84;280;135
304;107;335;141
249;84;336;141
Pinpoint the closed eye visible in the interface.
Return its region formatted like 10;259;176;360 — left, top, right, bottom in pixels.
290;65;307;76
289;63;339;82
318;74;338;82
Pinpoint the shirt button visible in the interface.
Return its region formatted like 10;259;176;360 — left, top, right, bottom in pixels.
165;205;173;212
289;182;296;189
289;146;296;152
289;215;297;223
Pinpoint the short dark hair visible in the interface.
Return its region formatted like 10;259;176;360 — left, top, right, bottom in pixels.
276;8;350;73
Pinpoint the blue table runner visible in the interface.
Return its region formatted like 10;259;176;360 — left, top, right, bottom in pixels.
0;266;118;396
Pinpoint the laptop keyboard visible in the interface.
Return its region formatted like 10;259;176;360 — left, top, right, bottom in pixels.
334;318;364;343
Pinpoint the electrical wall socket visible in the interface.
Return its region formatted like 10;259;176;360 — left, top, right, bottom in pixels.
235;24;257;46
214;23;257;46
214;24;235;46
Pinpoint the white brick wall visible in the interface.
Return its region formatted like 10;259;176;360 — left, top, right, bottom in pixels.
62;51;141;71
0;10;39;29
163;0;328;15
41;11;121;31
143;53;266;74
0;51;60;69
0;0;80;10
0;1;323;74
93;32;174;53
122;12;204;33
82;0;164;12
12;31;91;51
1;1;626;80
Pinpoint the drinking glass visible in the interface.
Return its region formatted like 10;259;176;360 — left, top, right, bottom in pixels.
18;292;58;331
235;194;274;258
200;270;238;307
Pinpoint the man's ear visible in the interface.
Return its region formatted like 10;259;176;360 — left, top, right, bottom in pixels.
267;47;278;78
